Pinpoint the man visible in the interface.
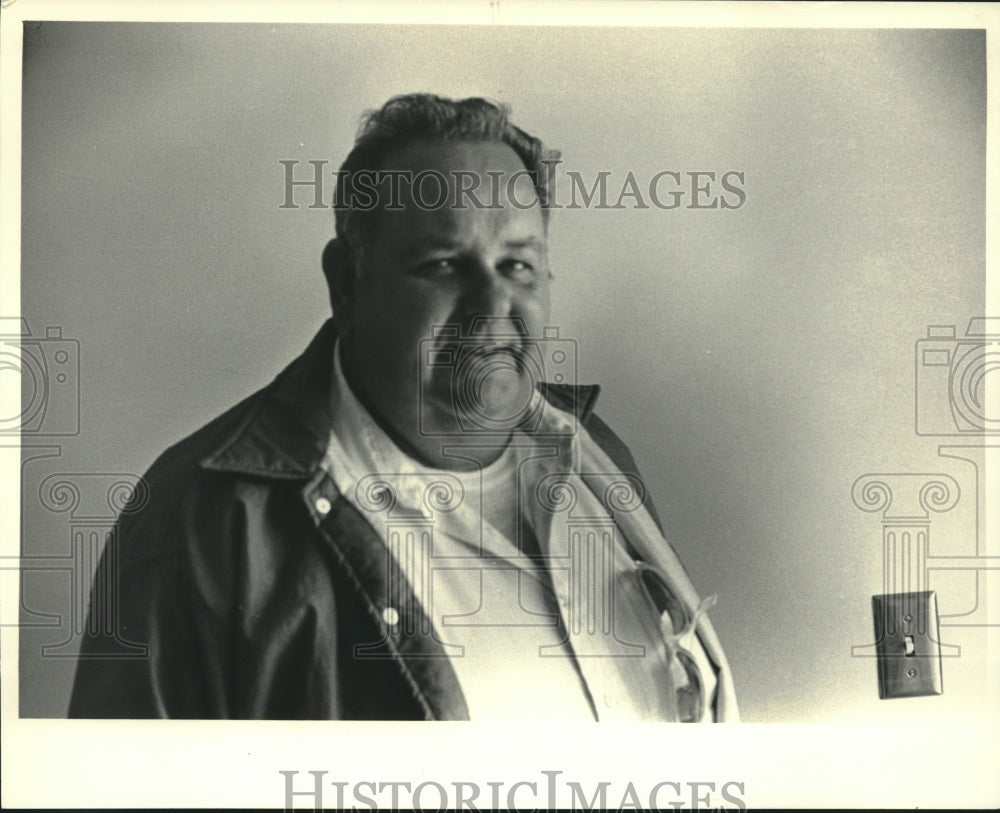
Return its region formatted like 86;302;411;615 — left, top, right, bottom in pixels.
69;94;738;721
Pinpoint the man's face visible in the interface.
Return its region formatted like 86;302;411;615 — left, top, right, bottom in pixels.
338;140;552;468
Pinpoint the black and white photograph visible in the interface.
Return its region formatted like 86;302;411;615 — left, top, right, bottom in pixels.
2;1;997;809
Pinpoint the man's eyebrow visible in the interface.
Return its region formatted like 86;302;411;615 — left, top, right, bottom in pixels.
403;236;546;252
404;237;462;252
503;237;545;251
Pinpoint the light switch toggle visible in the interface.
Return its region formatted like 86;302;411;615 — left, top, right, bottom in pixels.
872;591;943;699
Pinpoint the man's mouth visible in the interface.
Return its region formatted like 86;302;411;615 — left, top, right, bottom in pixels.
463;340;524;365
432;341;534;425
430;338;528;374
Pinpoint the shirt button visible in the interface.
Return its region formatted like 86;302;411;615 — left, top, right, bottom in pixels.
382;606;400;627
315;497;332;516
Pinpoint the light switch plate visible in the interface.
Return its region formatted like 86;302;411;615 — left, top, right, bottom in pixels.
872;591;943;699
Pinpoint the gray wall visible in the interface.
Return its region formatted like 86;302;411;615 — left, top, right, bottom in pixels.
18;23;988;722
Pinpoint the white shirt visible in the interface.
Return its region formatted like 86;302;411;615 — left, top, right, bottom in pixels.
322;341;717;721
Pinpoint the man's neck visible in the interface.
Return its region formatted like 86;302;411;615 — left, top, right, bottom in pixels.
336;335;511;471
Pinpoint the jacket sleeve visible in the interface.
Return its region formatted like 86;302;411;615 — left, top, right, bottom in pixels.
67;468;237;719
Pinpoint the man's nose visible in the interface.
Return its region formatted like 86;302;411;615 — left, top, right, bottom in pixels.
460;264;515;320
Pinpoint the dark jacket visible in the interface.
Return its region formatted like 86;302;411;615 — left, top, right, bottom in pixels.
68;319;723;719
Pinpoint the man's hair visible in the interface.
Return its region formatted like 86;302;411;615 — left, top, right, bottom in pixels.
334;93;560;268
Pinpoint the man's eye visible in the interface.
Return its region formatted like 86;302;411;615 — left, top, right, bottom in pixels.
500;259;537;284
415;258;458;277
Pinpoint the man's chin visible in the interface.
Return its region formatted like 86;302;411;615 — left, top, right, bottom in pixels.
422;371;536;436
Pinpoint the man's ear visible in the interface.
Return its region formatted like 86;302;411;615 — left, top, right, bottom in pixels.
321;237;356;327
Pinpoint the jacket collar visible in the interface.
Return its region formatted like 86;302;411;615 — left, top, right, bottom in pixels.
200;318;601;479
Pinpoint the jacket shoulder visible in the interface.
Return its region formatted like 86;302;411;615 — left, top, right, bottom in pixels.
150;382;275;484
117;379;283;565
